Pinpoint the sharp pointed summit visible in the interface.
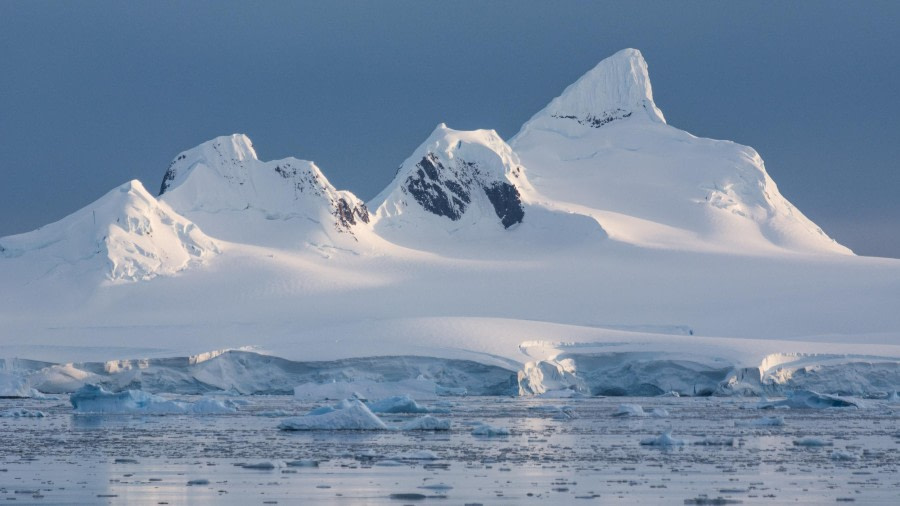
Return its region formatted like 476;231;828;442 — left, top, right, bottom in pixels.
511;48;850;256
517;48;664;139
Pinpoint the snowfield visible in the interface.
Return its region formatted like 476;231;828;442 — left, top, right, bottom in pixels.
1;48;899;399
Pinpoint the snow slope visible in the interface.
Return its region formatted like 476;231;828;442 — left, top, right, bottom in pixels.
159;134;371;249
0;48;897;399
0;180;218;282
370;123;605;254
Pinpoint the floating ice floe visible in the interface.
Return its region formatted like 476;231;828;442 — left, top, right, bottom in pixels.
613;404;646;417
831;450;859;461
0;408;46;418
693;437;735;446
735;415;785;427
793;437;833;447
399;415;451;431
471;423;510;436
278;399;389;431
391;450;440;460
255;410;292;417
241;461;281;470
285;459;320;467
640;431;686;446
527;404;576;419
70;385;237;414
758;390;861;410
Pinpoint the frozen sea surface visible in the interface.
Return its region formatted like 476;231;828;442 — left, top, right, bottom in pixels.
1;395;898;504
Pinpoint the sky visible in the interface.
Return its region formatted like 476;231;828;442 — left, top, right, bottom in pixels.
1;1;898;257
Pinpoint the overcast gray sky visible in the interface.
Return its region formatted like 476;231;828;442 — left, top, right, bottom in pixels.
1;1;898;257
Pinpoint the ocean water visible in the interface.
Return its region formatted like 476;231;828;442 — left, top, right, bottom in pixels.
1;395;898;504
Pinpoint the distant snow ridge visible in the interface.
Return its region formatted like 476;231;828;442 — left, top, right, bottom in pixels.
158;134;369;237
371;124;530;230
0;180;218;282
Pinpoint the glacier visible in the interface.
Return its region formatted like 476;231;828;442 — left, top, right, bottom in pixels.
1;48;899;400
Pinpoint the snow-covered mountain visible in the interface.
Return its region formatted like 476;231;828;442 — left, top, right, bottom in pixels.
371;124;530;231
0;180;218;282
1;48;898;400
159;134;370;248
511;48;850;255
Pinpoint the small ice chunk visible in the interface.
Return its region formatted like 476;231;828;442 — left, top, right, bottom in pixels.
393;450;439;460
758;390;860;410
694;437;736;446
375;459;405;467
659;391;680;397
419;483;453;491
285;459;319;467
612;404;646;417
640;431;686;446
831;450;859;461
793;437;833;447
471;423;510;436
256;410;292;417
400;415;451;431
278;399;389;431
241;461;279;470
189;398;238;414
736;416;785;427
390;493;428;500
0;409;46;418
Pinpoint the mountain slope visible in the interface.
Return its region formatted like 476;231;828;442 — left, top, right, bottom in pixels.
0;180;218;282
511;48;851;256
369;123;605;253
370;124;530;231
159;134;370;248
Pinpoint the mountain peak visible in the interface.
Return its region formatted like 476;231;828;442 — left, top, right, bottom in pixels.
371;124;529;231
159;134;258;196
520;48;665;133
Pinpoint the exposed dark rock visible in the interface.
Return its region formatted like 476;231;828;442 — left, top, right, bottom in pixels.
333;198;369;230
483;182;524;228
552;108;633;128
404;154;472;221
158;154;186;195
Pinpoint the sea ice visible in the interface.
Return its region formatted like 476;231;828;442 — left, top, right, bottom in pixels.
0;408;46;418
793;437;833;447
400;415;451;431
640;431;686;446
831;450;859;461
471;423;510;436
736;415;785;427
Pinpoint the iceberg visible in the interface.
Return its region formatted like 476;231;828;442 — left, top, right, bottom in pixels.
70;384;236;414
278;399;389;431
